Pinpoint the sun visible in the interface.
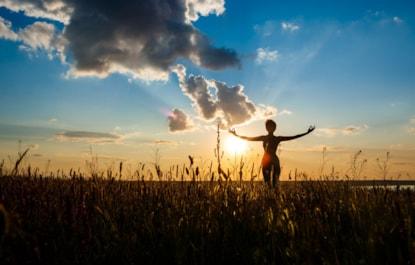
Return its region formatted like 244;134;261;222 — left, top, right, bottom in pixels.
224;136;248;155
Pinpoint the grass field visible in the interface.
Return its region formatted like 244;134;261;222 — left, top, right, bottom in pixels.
0;166;414;265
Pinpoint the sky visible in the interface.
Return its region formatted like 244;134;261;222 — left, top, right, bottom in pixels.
0;0;414;179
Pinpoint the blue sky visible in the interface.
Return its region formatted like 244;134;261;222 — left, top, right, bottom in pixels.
0;0;414;176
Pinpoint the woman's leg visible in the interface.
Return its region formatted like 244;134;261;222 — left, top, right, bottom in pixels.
271;164;281;188
262;166;271;186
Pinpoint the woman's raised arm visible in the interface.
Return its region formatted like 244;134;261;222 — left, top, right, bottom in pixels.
278;125;315;141
229;128;265;141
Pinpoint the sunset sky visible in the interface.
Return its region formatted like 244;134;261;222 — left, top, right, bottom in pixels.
0;0;414;178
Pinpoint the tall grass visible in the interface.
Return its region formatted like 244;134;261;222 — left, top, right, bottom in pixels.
0;139;413;264
0;165;414;264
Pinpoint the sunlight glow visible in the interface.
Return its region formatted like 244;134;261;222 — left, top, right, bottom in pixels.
224;136;248;155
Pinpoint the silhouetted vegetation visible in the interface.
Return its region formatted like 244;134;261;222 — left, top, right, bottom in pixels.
0;168;414;264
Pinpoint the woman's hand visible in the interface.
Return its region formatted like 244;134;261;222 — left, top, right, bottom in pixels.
228;128;237;136
307;125;316;133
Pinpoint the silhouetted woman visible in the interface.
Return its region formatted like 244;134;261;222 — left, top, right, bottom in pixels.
229;120;315;187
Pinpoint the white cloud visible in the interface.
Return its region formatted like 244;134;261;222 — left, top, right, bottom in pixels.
18;22;62;56
255;20;300;36
342;124;369;135
393;16;403;24
167;108;194;132
0;18;65;60
48;118;58;123
256;48;279;64
185;0;225;23
257;104;277;118
281;21;300;32
279;109;293;116
0;17;18;40
316;124;369;137
0;0;72;24
367;11;405;26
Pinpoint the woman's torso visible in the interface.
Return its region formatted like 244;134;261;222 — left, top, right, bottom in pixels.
261;135;280;167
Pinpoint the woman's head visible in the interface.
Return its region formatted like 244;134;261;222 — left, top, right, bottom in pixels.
265;119;277;133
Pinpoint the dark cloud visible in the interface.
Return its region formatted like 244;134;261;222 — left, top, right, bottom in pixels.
168;108;194;132
215;81;256;125
0;1;277;132
152;139;178;145
0;0;239;80
57;131;119;139
55;130;121;143
180;75;217;119
173;64;276;127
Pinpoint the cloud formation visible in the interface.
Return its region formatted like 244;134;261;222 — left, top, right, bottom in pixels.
1;1;276;132
168;108;194;132
0;17;18;40
172;64;276;127
185;0;225;22
279;109;293;116
55;130;120;143
0;17;64;59
256;48;279;64
152;139;178;145
18;21;65;59
55;129;180;146
0;0;239;81
0;0;72;24
281;21;300;32
316;124;369;137
392;16;403;24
